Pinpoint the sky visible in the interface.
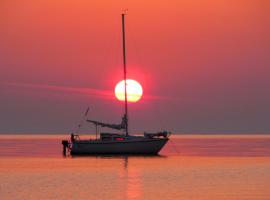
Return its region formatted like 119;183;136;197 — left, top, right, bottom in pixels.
0;0;270;134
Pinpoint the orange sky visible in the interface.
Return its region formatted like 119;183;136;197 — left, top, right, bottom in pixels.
0;0;270;133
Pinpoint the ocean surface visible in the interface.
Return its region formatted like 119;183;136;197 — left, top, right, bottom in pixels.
1;134;270;200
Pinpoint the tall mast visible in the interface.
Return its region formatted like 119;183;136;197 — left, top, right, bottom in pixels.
122;13;128;136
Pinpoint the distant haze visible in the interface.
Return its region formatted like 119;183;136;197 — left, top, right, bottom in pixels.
0;0;270;134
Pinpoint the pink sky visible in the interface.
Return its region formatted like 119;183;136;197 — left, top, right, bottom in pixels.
0;0;270;133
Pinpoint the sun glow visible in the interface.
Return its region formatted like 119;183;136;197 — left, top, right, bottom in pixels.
115;79;143;102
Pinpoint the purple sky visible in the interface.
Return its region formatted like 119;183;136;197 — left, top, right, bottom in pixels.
0;0;270;134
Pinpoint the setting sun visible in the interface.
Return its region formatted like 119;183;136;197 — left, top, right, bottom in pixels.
115;79;143;102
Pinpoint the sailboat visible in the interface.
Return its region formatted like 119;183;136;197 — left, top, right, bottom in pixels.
62;14;170;155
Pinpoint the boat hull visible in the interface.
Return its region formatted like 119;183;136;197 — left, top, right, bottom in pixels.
70;138;168;155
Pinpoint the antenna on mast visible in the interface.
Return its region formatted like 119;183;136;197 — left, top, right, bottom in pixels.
121;12;128;136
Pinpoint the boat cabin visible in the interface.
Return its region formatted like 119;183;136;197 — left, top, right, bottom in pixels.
100;133;125;141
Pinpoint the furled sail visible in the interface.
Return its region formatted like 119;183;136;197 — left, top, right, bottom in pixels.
86;115;127;130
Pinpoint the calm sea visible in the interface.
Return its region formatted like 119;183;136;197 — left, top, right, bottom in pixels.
1;134;270;199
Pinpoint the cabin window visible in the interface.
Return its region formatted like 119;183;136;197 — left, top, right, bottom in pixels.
115;137;124;141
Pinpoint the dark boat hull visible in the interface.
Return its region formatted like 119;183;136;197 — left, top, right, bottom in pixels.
70;138;169;155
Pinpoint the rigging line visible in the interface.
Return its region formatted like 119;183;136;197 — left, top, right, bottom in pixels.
74;107;90;134
127;16;145;69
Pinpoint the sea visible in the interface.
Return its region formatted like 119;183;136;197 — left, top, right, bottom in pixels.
0;134;270;200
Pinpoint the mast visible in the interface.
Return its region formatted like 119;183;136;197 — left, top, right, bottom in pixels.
122;13;128;136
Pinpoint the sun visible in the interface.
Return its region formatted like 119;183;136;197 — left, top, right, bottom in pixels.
115;79;143;102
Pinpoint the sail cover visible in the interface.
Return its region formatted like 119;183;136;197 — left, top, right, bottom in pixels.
87;115;127;130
